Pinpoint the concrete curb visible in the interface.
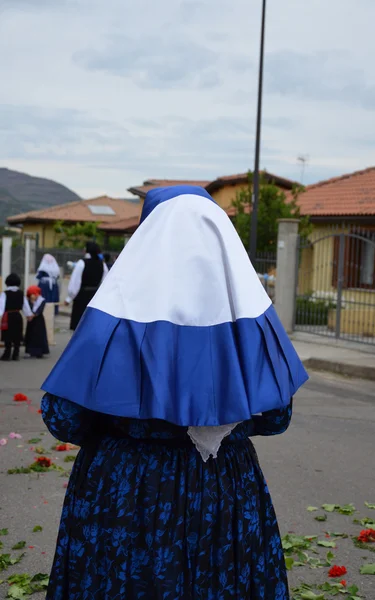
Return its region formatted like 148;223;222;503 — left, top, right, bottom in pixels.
303;358;375;382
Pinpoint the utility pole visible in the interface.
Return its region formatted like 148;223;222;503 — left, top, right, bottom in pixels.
297;155;309;184
249;0;267;263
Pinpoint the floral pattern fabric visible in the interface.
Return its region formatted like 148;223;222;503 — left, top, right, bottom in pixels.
42;394;292;600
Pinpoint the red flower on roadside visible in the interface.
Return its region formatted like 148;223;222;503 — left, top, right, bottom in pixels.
340;580;347;587
328;565;347;578
13;393;28;402
358;529;375;544
35;456;52;468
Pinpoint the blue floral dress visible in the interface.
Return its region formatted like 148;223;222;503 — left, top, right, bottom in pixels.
42;394;292;600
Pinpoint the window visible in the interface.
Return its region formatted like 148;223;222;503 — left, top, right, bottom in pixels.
88;205;116;216
360;242;375;286
332;233;375;289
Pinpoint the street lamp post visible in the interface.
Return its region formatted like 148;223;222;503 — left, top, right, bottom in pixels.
249;0;267;263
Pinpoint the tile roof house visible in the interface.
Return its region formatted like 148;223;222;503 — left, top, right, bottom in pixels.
224;167;375;222
294;167;375;339
8;195;140;225
7;196;141;247
295;167;375;221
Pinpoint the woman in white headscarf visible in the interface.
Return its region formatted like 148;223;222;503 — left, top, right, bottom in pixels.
40;185;308;600
36;254;60;314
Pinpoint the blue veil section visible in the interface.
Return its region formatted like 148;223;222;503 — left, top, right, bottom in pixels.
42;305;308;426
140;185;215;223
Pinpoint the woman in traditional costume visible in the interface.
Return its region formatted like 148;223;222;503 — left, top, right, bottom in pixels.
65;241;108;331
41;186;308;600
24;285;49;358
36;253;60;314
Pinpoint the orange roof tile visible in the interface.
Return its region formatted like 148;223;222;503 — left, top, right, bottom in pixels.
129;173;295;199
99;216;140;233
296;167;375;216
7;195;141;225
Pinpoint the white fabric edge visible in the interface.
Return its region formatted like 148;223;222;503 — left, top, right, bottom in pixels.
31;295;45;314
187;423;241;462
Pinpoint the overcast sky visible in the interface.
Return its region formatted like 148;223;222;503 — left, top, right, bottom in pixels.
1;0;374;198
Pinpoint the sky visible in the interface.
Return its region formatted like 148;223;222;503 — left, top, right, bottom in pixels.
0;0;375;198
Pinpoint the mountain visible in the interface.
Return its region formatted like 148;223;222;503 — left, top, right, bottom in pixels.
0;168;81;226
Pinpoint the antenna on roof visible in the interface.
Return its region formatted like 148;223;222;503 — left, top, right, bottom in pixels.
297;155;309;184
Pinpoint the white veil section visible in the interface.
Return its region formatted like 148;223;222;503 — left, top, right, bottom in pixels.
37;254;60;288
89;195;271;325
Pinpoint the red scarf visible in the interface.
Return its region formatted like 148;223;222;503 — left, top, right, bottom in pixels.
0;312;8;331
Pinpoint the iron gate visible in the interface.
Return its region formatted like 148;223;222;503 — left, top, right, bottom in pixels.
295;226;375;344
10;246;25;286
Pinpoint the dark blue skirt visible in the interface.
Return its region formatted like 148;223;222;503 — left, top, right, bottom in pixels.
46;420;289;600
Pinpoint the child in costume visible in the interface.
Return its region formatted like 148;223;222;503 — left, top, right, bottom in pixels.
25;286;49;359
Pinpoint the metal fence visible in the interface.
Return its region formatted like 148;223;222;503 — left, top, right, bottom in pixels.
295;225;375;344
10;246;25;285
253;251;276;302
253;251;277;275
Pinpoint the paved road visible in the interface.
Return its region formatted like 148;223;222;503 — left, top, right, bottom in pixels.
0;323;374;598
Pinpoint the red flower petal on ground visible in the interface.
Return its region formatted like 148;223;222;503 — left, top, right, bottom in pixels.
28;546;34;549
56;444;69;451
328;565;347;578
37;409;42;414
325;533;331;538
358;529;375;543
340;580;347;587
13;393;28;402
35;456;52;468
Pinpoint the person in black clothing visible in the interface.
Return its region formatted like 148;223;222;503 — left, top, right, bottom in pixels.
25;286;50;358
103;252;113;270
0;273;33;361
65;242;108;331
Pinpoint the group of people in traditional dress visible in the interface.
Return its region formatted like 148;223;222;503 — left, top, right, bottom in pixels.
0;252;60;361
1;244;113;360
0;274;49;361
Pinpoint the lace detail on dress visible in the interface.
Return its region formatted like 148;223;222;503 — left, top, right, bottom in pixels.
187;424;241;462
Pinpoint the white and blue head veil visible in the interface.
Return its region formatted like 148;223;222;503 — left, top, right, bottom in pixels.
42;185;308;460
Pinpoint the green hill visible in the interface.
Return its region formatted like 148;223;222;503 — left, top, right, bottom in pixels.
0;167;81;226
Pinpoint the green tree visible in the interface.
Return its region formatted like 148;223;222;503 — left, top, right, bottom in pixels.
231;171;311;253
54;221;104;249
